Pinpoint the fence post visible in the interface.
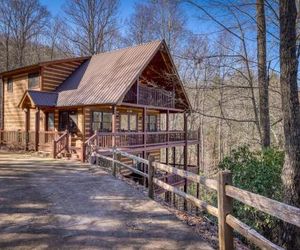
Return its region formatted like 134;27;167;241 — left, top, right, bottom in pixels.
112;147;116;177
217;171;233;250
148;155;155;199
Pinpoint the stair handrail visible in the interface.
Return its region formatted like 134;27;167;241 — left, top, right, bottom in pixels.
53;130;69;158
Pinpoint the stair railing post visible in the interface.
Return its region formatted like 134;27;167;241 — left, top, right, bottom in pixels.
217;170;233;250
81;141;86;162
148;155;155;199
52;140;56;159
112;146;116;177
65;129;69;152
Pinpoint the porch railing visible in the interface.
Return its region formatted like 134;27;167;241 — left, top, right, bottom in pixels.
92;130;198;149
82;130;199;162
138;85;175;108
0;130;36;150
0;130;64;153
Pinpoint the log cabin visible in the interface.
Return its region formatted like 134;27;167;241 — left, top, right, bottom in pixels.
0;40;200;187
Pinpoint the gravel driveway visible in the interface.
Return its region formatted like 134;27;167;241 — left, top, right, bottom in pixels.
0;152;213;250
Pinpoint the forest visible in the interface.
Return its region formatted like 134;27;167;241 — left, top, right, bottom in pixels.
0;0;299;249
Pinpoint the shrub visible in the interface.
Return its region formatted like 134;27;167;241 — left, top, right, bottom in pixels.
218;146;284;243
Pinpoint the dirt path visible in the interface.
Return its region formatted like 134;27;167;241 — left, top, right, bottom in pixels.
0;153;213;250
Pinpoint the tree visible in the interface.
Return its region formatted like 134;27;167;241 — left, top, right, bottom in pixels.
63;0;120;55
0;0;49;67
0;0;12;71
279;0;300;248
125;0;188;54
124;3;156;45
256;0;270;148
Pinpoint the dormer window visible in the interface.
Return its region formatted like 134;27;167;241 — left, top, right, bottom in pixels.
28;72;39;89
7;78;13;93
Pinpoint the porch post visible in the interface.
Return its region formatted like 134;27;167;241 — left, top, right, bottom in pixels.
183;112;188;211
35;108;40;151
112;105;116;147
165;147;171;203
142;107;147;186
24;108;29;151
166;109;169;144
172;146;176;207
143;107;147;147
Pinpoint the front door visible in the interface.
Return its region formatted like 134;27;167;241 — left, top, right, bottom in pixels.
59;110;78;135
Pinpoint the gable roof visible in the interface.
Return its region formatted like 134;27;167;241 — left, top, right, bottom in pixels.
55;40;165;106
17;40;191;110
19;90;58;108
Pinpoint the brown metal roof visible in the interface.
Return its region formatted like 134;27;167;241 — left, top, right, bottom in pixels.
55;40;163;106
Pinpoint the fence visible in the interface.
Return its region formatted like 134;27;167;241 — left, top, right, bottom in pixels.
95;149;300;250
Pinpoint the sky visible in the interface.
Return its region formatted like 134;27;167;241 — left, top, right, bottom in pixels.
41;0;136;19
39;0;214;35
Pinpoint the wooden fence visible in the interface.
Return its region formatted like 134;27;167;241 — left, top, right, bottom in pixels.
95;149;300;250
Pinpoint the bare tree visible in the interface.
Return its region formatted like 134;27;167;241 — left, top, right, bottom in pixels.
1;0;49;67
125;0;188;54
0;0;12;71
256;0;270;148
279;0;300;248
124;3;156;45
63;0;120;55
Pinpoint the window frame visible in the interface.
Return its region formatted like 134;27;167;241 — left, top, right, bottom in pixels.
91;111;112;133
46;112;55;131
120;113;138;132
7;78;13;93
28;72;40;89
146;114;157;132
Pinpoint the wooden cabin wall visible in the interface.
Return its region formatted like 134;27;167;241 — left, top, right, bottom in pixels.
3;75;27;130
42;61;85;91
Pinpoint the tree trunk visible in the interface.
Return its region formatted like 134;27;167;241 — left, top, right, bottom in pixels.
256;0;270;148
279;0;300;248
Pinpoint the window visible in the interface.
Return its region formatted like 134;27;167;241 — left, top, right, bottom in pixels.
59;110;78;133
120;113;137;131
7;78;13;93
28;73;39;89
147;115;157;132
92;111;112;132
46;112;54;131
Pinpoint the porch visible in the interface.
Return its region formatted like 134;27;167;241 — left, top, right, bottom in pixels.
0;129;199;161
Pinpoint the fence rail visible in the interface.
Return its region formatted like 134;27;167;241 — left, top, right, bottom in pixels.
93;148;300;250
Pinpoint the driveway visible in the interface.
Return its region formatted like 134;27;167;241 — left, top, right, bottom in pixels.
0;152;213;250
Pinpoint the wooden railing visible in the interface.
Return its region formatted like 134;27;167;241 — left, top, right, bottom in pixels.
87;131;197;148
94;149;300;250
0;130;36;150
0;130;66;155
138;85;175;108
39;131;59;144
53;130;69;158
